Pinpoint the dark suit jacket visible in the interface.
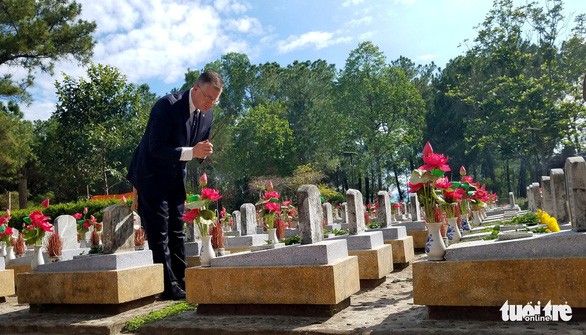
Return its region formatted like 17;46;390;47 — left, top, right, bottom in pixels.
127;90;213;195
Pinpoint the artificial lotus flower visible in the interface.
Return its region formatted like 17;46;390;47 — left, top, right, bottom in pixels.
199;172;208;187
460;166;467;176
434;177;453;189
41;198;50;208
266;180;274;190
263;190;280;201
22;210;53;246
419;153;451;172
201;188;222;201
422;141;433;157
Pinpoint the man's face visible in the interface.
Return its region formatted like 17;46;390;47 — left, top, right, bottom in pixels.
195;83;222;111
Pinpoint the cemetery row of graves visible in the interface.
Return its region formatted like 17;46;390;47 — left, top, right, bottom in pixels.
0;143;583;326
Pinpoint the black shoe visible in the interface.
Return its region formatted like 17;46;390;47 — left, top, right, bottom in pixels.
161;285;186;301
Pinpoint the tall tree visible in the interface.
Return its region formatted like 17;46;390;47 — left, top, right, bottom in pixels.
0;0;96;101
42;63;156;200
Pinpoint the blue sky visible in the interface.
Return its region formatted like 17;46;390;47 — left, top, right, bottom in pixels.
11;0;585;120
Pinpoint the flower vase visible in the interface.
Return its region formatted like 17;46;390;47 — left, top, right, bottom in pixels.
80;238;92;248
200;235;216;267
472;211;482;227
446;217;462;244
267;228;279;244
31;245;45;269
0;242;6;257
6;246;15;261
425;222;446;261
461;214;471;233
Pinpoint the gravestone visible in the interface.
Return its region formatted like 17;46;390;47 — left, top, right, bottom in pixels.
53;215;78;251
341;202;348;223
550;168;569;224
564;157;586;231
240;203;257;236
323;203;333;226
540;176;554;215
409;193;421;221
185;221;196;242
346;189;365;235
376;191;392;228
508;191;515;209
101;205;135;254
231;210;241;232
298;185;324;245
526;186;535;211
530;182;541;211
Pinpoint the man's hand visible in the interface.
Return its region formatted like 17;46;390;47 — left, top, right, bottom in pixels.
192;140;213;159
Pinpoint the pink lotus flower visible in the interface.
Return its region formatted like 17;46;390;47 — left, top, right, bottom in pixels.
422;141;433;157
73;213;83;220
419;153;450;172
41;198;50;208
265;202;281;213
266;180;273;190
201;188;222;201
392;203;401;209
434;177;452;189
199;172;208;187
462;176;474;183
408;182;423;193
182;208;200;222
282;200;292;207
263;190;280;201
460;166;467;176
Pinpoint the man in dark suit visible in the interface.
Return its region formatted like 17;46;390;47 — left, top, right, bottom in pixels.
127;71;223;300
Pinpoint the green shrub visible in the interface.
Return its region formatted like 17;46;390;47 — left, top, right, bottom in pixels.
1;198;124;229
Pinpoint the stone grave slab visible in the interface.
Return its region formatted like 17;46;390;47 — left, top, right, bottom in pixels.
445;230;586;261
186;256;359;317
224;234;268;253
413;257;586;314
17;264;163;306
0;269;14;299
392;221;427;249
370;226;414;265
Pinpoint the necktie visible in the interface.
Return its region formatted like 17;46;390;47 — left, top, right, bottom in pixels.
189;110;199;145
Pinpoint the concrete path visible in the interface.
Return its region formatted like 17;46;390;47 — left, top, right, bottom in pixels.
0;252;584;334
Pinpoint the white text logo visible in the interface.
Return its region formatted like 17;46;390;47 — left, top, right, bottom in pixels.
500;300;572;321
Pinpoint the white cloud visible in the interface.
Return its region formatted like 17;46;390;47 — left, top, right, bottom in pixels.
5;0;263;120
394;0;416;4
225;17;263;34
342;0;366;7
348;16;373;28
277;31;351;54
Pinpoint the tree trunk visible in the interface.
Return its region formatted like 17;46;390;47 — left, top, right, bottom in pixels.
18;166;27;209
518;157;527;198
393;165;402;201
365;175;370;204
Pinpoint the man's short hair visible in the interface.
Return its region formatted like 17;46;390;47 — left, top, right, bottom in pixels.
197;71;224;90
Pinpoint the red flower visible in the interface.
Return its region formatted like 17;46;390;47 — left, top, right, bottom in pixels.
462;176;474;183
282;200;292;207
199;173;208;187
459;166;467;176
73;213;83;220
265;202;281;213
201;188;222;201
434;177;452;189
392;203;401;209
419;153;450;172
0;216;9;225
423;141;433;157
443;190;462;202
182;208;200;222
263;190;280;201
41;198;50;208
408;182;423;193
